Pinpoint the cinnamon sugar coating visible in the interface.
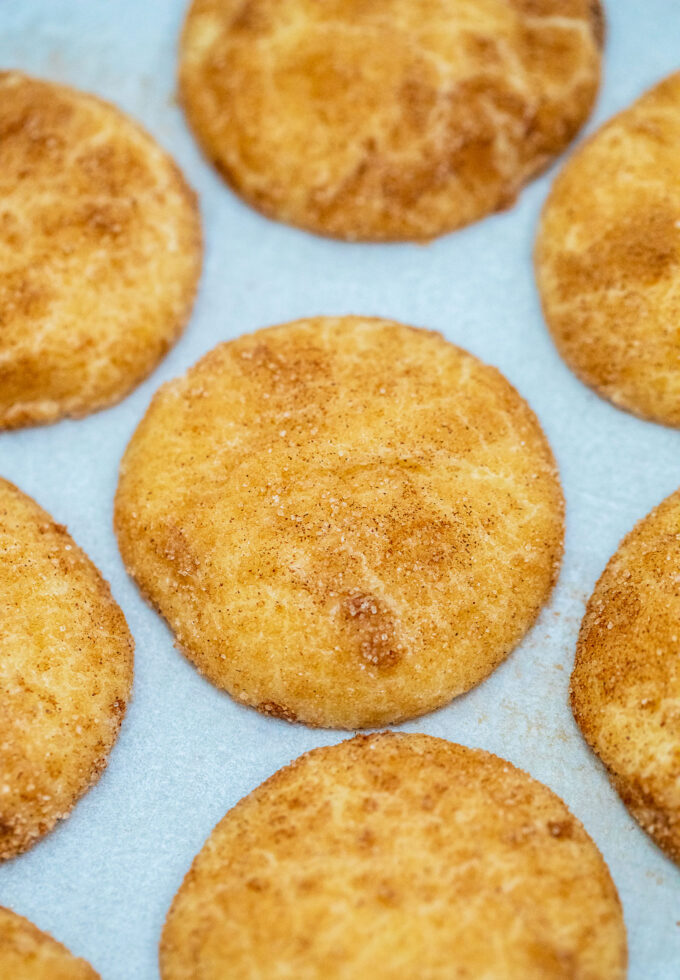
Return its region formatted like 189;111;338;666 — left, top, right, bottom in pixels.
179;0;603;241
161;733;626;979
572;488;680;864
0;479;133;859
115;316;563;728
0;908;99;979
536;71;680;427
0;71;201;429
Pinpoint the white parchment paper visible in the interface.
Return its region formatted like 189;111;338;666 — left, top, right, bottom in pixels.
0;2;679;976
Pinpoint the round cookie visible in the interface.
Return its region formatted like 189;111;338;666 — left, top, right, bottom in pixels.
160;732;627;979
536;71;680;428
115;316;564;728
0;907;99;980
571;489;680;864
0;71;202;429
0;479;133;859
178;0;603;242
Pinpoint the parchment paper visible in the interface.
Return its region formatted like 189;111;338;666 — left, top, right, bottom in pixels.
1;2;679;976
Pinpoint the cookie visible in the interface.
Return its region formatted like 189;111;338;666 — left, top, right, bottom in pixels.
160;732;626;979
0;71;202;429
536;71;680;427
0;907;99;980
571;488;680;864
178;0;603;242
115;316;563;728
0;479;133;859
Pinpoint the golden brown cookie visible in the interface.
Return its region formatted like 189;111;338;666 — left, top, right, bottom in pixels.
160;732;627;980
0;478;134;860
115;316;564;728
178;0;603;242
0;908;99;980
0;70;202;429
571;488;680;864
536;71;680;428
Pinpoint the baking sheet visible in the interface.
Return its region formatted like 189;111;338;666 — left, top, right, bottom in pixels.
1;1;679;976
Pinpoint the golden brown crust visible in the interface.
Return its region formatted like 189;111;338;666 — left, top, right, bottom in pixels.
0;70;202;429
160;732;627;979
115;316;564;729
0;908;99;980
0;479;134;860
571;489;680;865
536;71;680;428
178;0;603;242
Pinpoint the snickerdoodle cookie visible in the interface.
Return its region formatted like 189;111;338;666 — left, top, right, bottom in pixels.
0;907;99;979
161;733;626;979
572;488;680;863
115;316;563;728
536;71;680;427
0;478;133;859
0;71;201;428
179;0;603;241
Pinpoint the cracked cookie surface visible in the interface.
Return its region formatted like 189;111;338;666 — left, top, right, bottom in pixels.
179;0;603;241
0;479;133;860
0;71;201;429
0;907;99;979
536;71;680;427
571;488;680;864
115;316;563;728
161;733;626;980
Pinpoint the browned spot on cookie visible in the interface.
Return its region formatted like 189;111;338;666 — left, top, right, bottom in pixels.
376;881;400;906
597;207;677;289
162;524;200;577
246;876;268;892
342;592;403;669
368;764;402;793
520;24;585;83
0;101;72;169
236;340;332;400
526;941;578;975
257;701;299;722
547;819;574;839
0;267;52;323
37;521;67;536
573;587;644;705
589;0;606;49
0;818;15;840
389;510;473;581
40;199;133;246
553;207;680;311
509;0;591;16
232;2;261;32
110;697;126;720
75;142;149;196
398;78;437;134
611;770;680;864
461;33;502;65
